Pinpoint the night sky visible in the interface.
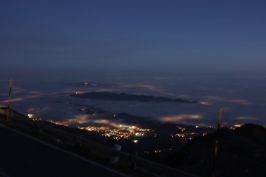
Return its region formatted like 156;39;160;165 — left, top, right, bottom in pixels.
1;1;266;127
1;0;266;72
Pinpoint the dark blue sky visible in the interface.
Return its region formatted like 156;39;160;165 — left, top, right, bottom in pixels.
1;0;266;72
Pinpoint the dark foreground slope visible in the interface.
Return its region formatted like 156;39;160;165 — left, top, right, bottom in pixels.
0;122;126;177
165;124;266;177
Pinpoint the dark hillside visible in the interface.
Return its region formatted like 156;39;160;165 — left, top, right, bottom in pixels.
164;124;266;177
234;123;266;147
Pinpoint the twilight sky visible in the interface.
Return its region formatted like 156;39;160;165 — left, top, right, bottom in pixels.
1;0;266;72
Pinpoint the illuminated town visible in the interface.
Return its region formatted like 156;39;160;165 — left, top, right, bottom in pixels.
27;114;244;156
78;124;152;142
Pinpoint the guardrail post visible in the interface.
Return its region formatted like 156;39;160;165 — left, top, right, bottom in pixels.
73;136;76;145
74;134;84;147
212;107;222;177
6;109;11;122
79;134;83;146
6;79;12;122
109;144;121;164
132;151;138;170
36;121;43;135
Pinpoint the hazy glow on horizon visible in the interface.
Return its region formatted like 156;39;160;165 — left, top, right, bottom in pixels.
159;114;202;123
0;68;266;126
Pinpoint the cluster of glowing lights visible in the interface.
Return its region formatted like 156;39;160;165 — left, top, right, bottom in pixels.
154;150;162;153
27;114;34;118
177;126;186;132
199;101;212;105
78;124;151;142
144;147;174;154
170;132;198;140
27;114;42;121
227;124;243;130
234;124;242;128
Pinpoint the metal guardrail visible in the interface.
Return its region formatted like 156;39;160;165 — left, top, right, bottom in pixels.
0;108;199;177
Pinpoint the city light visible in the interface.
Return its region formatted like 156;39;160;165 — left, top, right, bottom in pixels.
78;124;152;140
28;114;34;118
